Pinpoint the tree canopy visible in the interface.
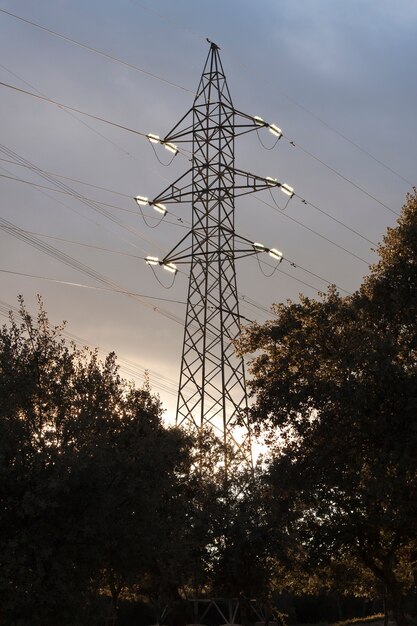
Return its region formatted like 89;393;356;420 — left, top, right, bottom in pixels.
239;191;417;625
0;297;270;625
0;297;196;625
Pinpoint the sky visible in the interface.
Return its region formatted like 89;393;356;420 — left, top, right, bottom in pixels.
0;0;416;422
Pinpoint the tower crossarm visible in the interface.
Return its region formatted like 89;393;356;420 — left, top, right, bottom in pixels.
162;108;194;145
160;228;194;265
229;166;294;199
216;104;283;139
162;105;282;143
151;168;193;205
161;225;283;266
149;162;293;207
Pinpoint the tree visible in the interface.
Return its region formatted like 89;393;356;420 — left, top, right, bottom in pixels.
0;297;194;625
208;466;275;625
238;191;417;625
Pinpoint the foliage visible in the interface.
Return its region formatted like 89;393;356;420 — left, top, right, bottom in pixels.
0;297;194;625
208;465;273;602
238;191;417;625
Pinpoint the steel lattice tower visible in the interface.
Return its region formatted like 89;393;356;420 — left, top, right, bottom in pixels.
137;42;293;471
177;45;248;462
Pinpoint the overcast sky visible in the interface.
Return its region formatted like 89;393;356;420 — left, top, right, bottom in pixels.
0;0;416;419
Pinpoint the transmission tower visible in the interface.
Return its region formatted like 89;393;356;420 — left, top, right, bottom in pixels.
136;42;294;471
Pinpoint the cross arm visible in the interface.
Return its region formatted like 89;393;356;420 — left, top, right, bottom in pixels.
151;168;194;205
230;166;294;199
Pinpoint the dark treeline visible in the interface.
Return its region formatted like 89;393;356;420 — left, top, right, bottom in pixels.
1;191;417;626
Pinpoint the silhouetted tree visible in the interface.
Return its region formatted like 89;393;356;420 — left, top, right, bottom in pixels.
238;191;417;625
0;297;194;625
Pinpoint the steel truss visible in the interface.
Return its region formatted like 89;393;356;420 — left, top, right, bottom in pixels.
157;597;279;626
143;42;289;471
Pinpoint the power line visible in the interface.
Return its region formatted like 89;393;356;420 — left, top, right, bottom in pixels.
0;119;360;300
275;265;331;294
0;215;185;326
1;215;277;366
0;193;330;320
0;298;181;398
132;0;414;188
0;166;367;292
0;151;331;306
0;157;132;198
0;62;135;158
1;215;281;334
0;60;194;260
0;170;338;314
0;79;402;219
21;226;338;305
0;81;151;139
0;198;345;322
0;166;354;297
277;99;414;190
0;172;137;213
257;196;373;266
0;268;186;304
1;7;411;214
0;8;194;94
0;156;376;248
4;3;410;192
0;88;365;299
295;195;377;246
25;230;171;262
286;139;400;217
0;162;366;288
0;134;376;276
281;257;351;295
29;228;350;296
0;144;167;253
0;171;189;230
